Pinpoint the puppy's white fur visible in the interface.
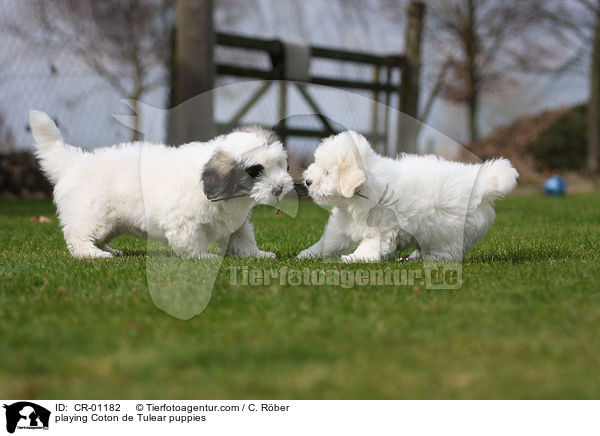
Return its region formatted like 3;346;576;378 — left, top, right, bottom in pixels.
298;131;518;262
29;110;293;259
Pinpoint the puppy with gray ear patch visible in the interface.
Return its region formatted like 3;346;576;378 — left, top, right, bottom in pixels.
29;110;293;259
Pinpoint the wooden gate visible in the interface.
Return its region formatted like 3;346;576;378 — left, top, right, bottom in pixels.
213;2;424;155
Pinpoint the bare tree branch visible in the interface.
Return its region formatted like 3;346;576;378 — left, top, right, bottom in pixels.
419;57;453;123
4;0;173;141
425;0;590;142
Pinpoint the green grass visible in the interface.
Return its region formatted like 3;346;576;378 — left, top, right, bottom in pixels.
1;193;599;399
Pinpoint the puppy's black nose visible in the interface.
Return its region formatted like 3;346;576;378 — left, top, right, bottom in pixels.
305;179;312;187
272;185;283;197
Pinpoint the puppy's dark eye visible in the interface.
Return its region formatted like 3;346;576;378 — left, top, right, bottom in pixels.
245;164;264;179
287;164;290;171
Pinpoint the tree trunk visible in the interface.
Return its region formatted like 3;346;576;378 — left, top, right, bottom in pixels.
465;0;479;143
168;0;215;144
397;1;425;154
131;61;143;142
131;98;140;142
588;14;600;174
467;93;479;143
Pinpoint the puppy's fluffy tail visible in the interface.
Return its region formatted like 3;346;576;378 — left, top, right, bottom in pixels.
474;158;519;204
29;110;82;185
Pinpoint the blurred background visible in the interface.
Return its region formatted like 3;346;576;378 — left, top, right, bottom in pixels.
0;0;598;197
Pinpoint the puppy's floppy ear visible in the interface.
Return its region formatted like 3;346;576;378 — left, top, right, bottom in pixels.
338;152;366;198
202;150;253;200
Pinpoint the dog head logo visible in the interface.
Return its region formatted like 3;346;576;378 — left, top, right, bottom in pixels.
3;402;50;434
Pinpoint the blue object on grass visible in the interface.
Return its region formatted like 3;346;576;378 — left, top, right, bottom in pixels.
543;175;566;196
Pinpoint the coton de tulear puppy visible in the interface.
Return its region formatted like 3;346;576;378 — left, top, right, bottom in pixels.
298;131;518;262
29;110;293;259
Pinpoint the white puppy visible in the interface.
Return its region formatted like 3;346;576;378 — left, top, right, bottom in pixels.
298;131;518;262
29;110;293;259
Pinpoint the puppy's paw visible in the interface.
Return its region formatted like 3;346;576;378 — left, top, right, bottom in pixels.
101;245;122;256
341;254;356;263
256;250;276;259
341;254;378;263
297;249;317;259
75;251;113;259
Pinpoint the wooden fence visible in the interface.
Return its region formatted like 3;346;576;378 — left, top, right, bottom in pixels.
170;0;425;154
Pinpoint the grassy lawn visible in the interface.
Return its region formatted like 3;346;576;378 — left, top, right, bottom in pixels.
1;193;599;399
